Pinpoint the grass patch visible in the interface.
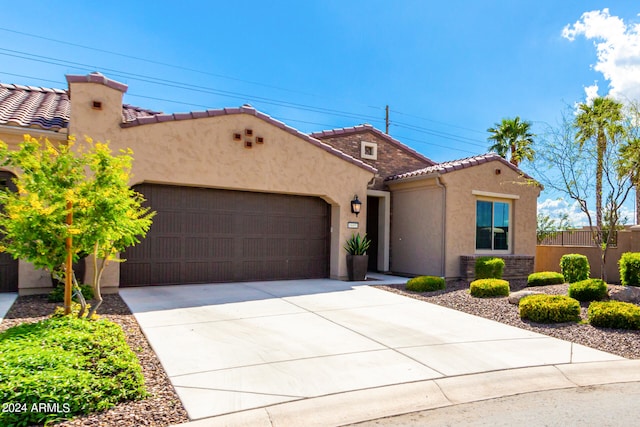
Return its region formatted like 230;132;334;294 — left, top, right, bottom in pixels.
0;316;147;426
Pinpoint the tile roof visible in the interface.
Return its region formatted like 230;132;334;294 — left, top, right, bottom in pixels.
310;124;436;166
122;104;378;174
0;83;160;131
385;153;536;182
0;83;69;131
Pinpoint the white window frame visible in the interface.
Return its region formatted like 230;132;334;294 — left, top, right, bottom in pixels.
475;197;513;254
361;141;378;160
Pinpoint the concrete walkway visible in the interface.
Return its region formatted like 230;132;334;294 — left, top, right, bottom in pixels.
119;275;640;426
0;292;17;322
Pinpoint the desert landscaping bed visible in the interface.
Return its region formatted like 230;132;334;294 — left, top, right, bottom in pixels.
0;294;190;427
380;280;640;359
2;280;638;425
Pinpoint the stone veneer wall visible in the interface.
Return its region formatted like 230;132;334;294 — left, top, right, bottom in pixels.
460;255;535;281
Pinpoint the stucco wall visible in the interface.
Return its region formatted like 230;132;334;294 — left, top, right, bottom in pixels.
388;160;540;279
388;180;444;276
442;160;540;277
536;228;640;283
66;79;375;283
440;161;540;278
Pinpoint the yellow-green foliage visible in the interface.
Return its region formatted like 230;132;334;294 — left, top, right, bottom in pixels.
406;276;445;292
588;301;640;329
619;252;640;287
527;271;565;287
560;254;590;283
475;257;505;279
568;279;608;302
469;279;510;298
519;294;581;323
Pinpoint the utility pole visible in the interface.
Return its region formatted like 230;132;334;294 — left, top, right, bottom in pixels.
385;105;390;134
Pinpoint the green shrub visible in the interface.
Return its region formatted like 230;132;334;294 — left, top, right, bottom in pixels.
619;252;640;287
406;276;446;292
560;254;590;283
48;284;95;303
475;257;505;279
568;278;608;302
519;294;581;323
588;301;640;330
0;317;147;426
527;271;565;287
470;278;510;298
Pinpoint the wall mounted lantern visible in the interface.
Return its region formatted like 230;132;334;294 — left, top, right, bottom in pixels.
351;195;362;217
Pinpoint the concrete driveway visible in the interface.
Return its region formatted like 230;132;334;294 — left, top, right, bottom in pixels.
119;275;639;426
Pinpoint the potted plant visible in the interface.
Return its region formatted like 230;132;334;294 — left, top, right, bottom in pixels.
344;233;371;281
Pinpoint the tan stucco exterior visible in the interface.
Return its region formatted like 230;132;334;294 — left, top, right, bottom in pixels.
389;160;540;279
65;77;375;285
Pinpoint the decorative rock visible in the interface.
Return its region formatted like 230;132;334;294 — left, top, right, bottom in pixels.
508;290;544;305
608;285;640;304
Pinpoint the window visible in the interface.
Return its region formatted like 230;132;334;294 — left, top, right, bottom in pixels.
476;200;510;251
360;141;378;160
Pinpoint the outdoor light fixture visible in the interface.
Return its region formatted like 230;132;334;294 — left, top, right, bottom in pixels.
351;195;362;217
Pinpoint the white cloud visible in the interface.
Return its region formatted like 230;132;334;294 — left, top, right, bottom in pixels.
537;197;591;226
563;8;640;102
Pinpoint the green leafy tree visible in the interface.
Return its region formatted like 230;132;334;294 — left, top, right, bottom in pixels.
487;116;535;167
536;212;572;244
536;109;633;280
618;101;640;225
574;97;625;228
0;135;154;317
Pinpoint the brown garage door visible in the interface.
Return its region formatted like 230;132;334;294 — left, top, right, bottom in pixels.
120;184;330;286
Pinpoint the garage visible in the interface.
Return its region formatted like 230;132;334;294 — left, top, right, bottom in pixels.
120;184;331;286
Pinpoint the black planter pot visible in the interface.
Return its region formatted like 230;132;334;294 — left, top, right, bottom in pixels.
347;254;368;281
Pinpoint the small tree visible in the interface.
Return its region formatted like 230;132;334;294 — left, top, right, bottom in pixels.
536;110;633;280
0;135;154;317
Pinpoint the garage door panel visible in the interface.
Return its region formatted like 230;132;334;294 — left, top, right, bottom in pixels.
121;185;329;286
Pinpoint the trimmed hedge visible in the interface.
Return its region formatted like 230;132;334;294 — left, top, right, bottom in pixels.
0;316;147;426
475;257;505;279
469;279;510;298
619;252;640;287
519;294;581;323
568;278;608;302
560;254;590;283
406;276;446;292
588;301;640;330
527;271;565;287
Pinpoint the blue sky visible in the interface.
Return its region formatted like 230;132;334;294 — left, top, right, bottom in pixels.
1;1;639;222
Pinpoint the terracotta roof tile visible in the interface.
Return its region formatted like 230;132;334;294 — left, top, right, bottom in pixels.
0;83;70;131
0;82;160;131
385;153;536;182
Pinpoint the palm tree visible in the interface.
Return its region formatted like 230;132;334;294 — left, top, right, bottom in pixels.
574;97;624;228
618;136;640;225
487;116;535;167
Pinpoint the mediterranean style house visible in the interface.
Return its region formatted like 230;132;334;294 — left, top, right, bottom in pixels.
0;73;541;294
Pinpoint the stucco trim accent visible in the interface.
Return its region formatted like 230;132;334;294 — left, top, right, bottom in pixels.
121;105;377;174
65;72;129;93
0;124;68;139
472;190;520;200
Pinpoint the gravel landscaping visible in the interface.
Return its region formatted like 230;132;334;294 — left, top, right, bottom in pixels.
1;280;638;425
379;280;640;359
0;294;189;427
